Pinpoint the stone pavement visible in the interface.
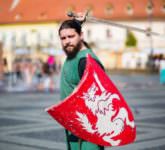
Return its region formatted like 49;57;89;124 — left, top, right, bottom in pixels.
0;73;165;150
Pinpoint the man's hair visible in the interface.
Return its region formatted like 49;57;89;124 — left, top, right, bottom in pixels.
58;19;82;35
58;19;91;49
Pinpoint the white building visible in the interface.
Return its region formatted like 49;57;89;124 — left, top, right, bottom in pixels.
0;0;165;70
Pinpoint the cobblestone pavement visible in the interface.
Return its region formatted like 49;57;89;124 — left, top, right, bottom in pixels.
0;73;165;150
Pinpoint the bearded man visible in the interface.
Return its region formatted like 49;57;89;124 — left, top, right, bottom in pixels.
59;16;104;150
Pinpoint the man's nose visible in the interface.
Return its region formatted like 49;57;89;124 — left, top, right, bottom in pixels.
65;38;71;45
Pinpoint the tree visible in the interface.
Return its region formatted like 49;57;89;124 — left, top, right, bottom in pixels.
125;30;137;47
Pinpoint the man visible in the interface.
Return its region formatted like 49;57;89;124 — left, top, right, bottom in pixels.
59;16;104;150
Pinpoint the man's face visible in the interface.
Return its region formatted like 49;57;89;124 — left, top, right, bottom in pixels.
59;28;83;58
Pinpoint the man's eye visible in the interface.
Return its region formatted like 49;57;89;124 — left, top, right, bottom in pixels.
61;37;66;40
68;35;74;38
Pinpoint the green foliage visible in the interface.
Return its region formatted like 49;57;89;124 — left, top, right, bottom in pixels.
125;30;137;47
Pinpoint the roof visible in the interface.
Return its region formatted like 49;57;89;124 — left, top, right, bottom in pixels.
0;0;165;24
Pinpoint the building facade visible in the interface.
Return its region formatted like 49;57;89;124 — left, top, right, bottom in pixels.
0;0;165;71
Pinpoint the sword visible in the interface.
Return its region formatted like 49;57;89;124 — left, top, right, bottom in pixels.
67;11;162;37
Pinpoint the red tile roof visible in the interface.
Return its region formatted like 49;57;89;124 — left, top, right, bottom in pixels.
0;0;164;24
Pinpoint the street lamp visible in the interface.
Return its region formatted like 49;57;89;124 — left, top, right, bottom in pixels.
146;0;154;70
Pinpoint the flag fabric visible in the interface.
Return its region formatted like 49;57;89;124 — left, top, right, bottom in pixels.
46;54;136;147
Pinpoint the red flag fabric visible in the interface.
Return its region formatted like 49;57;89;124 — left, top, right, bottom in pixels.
46;54;136;147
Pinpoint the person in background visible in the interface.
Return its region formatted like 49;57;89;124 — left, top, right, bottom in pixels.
37;62;55;92
47;55;56;74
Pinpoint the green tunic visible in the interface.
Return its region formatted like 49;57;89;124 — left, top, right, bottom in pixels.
60;49;104;150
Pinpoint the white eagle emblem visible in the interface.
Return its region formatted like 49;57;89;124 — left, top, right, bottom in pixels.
76;72;135;146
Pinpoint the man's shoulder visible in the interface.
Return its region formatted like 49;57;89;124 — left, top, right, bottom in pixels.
77;49;94;58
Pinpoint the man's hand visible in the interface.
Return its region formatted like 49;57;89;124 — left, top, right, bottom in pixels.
67;12;88;24
74;12;86;22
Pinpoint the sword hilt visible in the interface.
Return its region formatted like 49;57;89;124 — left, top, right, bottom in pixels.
67;11;89;25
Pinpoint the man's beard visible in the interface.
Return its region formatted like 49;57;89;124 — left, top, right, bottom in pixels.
63;41;82;59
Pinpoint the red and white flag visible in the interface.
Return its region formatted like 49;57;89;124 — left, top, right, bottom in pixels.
46;54;136;147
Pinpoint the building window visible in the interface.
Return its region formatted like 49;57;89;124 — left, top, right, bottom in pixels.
48;30;54;46
2;33;6;43
126;3;134;15
21;32;27;47
15;13;22;21
146;1;154;15
39;11;47;19
86;4;93;16
161;0;165;13
11;32;16;48
106;29;111;38
0;33;4;42
87;29;91;39
67;5;75;14
105;3;114;15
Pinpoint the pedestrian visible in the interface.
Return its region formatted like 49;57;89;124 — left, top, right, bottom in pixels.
47;55;56;73
58;13;104;150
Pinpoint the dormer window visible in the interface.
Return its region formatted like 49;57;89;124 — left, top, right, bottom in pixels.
67;5;75;14
15;13;22;21
86;4;93;16
146;1;154;15
105;3;114;15
161;1;165;13
126;3;134;15
39;12;47;19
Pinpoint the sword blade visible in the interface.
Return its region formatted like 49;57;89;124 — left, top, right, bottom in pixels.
86;16;160;36
67;12;162;37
